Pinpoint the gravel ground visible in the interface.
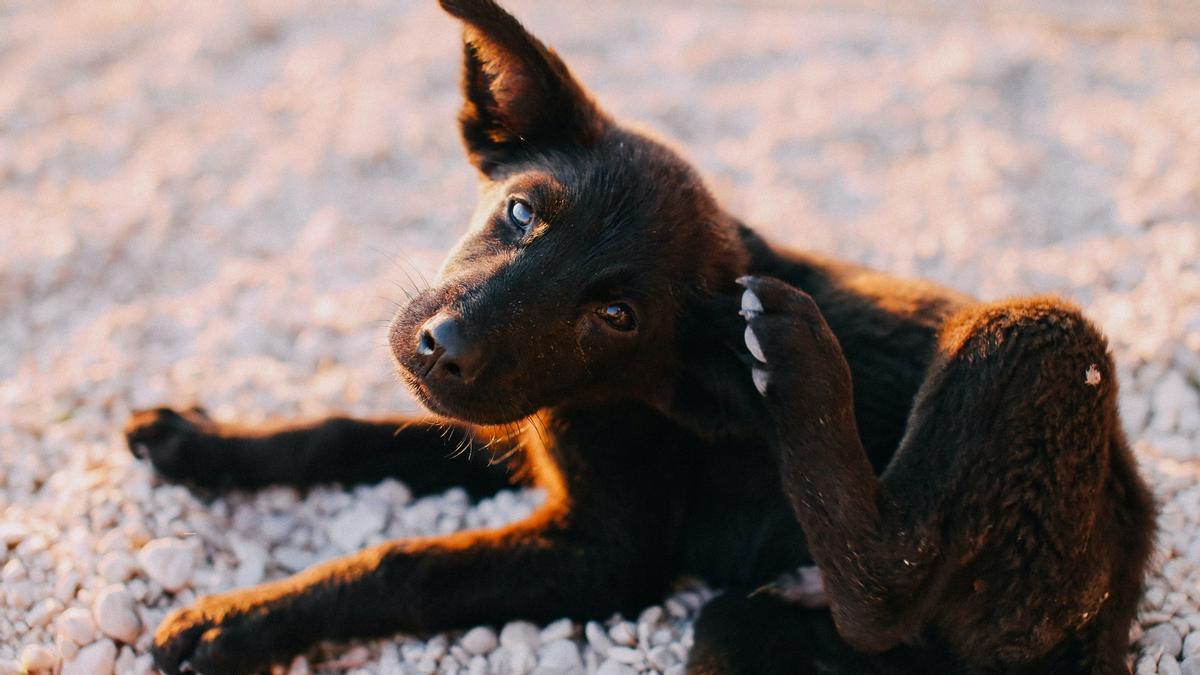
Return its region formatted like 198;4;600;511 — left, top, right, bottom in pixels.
2;1;1199;673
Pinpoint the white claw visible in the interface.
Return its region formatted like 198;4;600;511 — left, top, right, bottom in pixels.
739;289;764;317
744;325;766;363
763;566;828;608
752;367;769;396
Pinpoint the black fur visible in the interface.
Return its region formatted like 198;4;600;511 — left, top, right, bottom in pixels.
124;2;1155;673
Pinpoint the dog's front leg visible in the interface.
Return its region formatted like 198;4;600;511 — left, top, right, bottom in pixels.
150;504;654;674
735;276;938;654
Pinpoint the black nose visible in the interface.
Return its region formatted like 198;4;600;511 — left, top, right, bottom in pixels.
415;313;484;383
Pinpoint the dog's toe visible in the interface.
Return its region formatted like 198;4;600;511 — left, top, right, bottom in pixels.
739;288;764;317
752;367;770;396
744;325;767;363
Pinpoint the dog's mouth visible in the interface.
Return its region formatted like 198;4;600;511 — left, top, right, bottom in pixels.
404;372;535;425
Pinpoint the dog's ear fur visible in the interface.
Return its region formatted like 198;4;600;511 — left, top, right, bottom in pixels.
439;0;608;175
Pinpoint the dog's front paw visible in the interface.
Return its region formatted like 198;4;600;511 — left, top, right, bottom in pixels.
125;407;221;484
736;276;854;415
153;593;281;675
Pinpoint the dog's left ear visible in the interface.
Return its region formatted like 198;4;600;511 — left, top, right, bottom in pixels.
439;0;608;176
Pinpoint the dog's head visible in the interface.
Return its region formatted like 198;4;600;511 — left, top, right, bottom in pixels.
390;0;747;424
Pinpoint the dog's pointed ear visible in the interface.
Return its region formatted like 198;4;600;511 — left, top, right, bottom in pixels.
439;0;608;176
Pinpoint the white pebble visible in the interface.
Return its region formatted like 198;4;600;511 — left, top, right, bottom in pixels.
605;646;644;668
1147;624;1184;659
585;621;613;655
19;644;57;673
1180;657;1200;675
328;503;387;552
231;537;269;587
93;584;142;644
460;626;498;655
61;639;116;675
137;538;194;592
608;622;636;647
56;608;96;646
540;618;574;643
0;523;29;547
500;620;542;651
97;552;137;582
647;645;678;670
1184;632;1200;659
27;598;61;627
538;639;583;671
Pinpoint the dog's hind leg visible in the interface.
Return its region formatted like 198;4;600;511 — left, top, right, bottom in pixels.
688;591;939;675
738;277;1154;671
124;409;517;497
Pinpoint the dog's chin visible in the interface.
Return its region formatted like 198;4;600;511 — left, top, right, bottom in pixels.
396;367;535;425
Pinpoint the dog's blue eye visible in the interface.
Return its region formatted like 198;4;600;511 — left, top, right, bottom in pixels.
597;303;636;331
508;199;534;231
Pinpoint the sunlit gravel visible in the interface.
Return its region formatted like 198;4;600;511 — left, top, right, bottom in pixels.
1;1;1198;673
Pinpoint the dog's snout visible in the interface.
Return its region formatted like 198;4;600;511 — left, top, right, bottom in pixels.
415;313;483;383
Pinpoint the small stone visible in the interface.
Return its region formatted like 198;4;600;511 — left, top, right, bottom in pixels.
538;639;582;671
540;618;574;643
97;552;137;582
1180;657;1200;675
605;646;644;667
647;645;678;670
500;620;542;651
461;626;498;655
55;572;81;603
1162;655;1182;675
61;639;116;675
2;559;25;582
93;585;142;643
0;523;28;547
27;598;61;627
5;583;33;610
57;608;97;646
231;538;269;587
327;503;387;552
1147;624;1184;659
273;546;314;573
608;622;636;646
137;538;194;592
1184;632;1200;659
585;621;613;655
19;644;57;673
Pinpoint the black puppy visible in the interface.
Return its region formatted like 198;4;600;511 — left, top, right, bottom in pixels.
125;1;1155;672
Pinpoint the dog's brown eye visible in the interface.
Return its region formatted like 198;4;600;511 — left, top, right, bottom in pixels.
508;198;534;232
597;303;636;331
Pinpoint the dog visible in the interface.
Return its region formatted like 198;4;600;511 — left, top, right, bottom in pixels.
124;0;1155;672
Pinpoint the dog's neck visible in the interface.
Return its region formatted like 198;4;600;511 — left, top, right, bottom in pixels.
652;224;781;441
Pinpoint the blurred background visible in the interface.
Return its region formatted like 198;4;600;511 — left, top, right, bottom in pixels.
1;1;1198;673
